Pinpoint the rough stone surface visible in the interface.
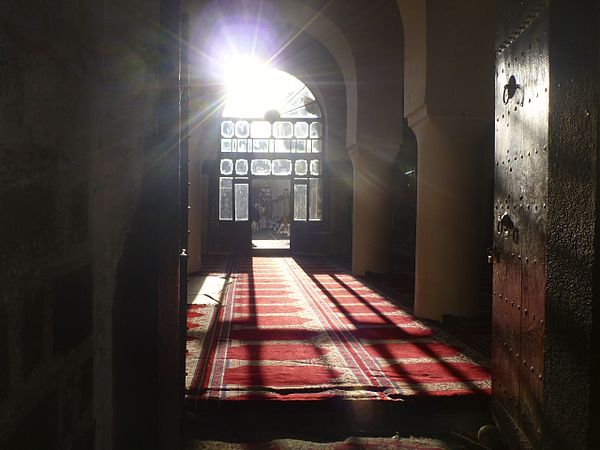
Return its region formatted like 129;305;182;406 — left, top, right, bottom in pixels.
544;1;598;449
53;265;93;355
19;285;46;378
70;422;95;450
0;0;97;440
0;301;8;401
0;182;57;267
0;0;187;444
1;390;58;450
68;181;90;246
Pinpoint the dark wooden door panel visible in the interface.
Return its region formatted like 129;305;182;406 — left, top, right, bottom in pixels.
493;5;548;447
291;221;309;253
492;256;522;418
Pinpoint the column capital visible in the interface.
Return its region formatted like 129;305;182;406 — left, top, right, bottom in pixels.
347;143;398;168
406;101;491;139
405;103;429;128
347;143;373;163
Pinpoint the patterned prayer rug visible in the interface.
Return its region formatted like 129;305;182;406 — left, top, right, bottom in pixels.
185;256;231;391
186;256;490;402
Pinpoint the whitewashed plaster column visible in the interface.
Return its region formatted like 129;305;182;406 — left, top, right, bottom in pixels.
348;144;397;276
410;110;488;320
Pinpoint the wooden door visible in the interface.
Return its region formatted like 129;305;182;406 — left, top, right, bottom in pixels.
207;166;252;254
290;178;309;253
493;3;548;447
290;176;328;254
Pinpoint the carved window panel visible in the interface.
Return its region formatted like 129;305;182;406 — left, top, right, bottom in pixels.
235;120;250;138
235;183;249;221
294;184;307;221
235;159;248;175
220;159;233;175
251;159;271;176
219;177;233;220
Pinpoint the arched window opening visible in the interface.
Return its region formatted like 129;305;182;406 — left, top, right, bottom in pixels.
218;62;324;232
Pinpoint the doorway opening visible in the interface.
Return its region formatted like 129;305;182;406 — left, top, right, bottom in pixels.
251;178;291;250
215;58;324;254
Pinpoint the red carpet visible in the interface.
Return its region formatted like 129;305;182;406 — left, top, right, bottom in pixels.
186;257;490;401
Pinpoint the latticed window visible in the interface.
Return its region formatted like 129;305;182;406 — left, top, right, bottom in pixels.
218;66;323;222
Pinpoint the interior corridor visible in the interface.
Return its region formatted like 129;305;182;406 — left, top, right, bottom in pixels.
2;2;597;449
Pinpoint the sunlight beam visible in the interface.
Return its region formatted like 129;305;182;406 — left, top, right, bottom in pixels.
221;56;319;119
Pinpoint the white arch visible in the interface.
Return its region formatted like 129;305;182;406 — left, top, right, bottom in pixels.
395;0;427;121
280;0;357;147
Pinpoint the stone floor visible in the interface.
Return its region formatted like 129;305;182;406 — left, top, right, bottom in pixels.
183;397;494;449
252;229;290;250
184;435;455;449
188;274;228;306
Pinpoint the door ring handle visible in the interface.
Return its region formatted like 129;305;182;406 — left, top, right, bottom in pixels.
503;75;520;104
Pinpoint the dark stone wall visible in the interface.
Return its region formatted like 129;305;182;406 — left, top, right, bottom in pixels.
593;264;600;430
593;9;600;447
545;1;599;449
0;0;178;448
0;2;99;448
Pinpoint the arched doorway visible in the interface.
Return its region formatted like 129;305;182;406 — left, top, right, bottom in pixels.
215;59;324;253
